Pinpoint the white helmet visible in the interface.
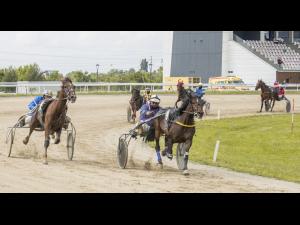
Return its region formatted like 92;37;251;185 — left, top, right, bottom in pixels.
198;82;203;86
149;94;160;103
43;90;52;97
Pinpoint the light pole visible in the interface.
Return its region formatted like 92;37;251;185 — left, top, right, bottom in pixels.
96;64;99;83
96;64;100;92
149;56;152;87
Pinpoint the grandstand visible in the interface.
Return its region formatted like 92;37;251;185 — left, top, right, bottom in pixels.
164;31;300;84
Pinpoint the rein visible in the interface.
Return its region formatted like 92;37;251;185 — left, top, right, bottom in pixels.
175;121;195;128
175;100;197;127
182;110;194;114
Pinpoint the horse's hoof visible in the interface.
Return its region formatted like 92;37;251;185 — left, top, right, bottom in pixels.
23;140;28;145
157;162;163;169
43;161;48;165
166;153;173;160
161;150;166;156
54;140;60;144
183;170;189;176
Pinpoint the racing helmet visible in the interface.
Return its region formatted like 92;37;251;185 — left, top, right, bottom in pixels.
149;94;160;103
43;90;53;97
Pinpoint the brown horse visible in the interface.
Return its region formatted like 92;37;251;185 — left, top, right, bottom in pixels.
129;88;143;122
23;77;77;164
255;79;276;112
152;91;203;175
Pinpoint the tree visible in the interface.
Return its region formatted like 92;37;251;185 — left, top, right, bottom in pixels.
140;59;148;72
16;63;44;81
46;71;64;81
66;71;90;82
2;67;18;82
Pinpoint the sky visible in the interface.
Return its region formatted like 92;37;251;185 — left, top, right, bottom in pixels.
0;31;171;75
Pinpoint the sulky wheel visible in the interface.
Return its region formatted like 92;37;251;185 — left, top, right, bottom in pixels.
7;131;14;157
117;137;128;169
205;102;210;115
176;143;186;170
286;100;291;113
67;132;75;160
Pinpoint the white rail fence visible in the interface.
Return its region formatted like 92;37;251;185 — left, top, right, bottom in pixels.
1;81;300;94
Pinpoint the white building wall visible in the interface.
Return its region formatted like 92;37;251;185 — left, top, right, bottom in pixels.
163;31;173;77
222;31;277;84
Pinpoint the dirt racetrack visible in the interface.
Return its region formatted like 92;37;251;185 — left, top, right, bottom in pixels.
1;94;300;193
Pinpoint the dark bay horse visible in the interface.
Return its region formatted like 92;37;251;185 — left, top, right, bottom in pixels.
23;77;77;164
152;91;203;175
129;88;143;122
255;79;276;112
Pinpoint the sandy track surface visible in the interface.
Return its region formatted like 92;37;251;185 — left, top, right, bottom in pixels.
1;94;300;193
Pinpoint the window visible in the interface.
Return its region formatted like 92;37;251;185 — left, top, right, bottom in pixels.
193;78;200;83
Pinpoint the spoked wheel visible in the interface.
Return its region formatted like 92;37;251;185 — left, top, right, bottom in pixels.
204;102;210;115
127;106;132;123
67;131;75;160
117;137;128;169
176;143;186;170
7;131;14;157
286;100;291;113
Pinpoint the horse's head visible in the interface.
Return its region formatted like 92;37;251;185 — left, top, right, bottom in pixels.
61;77;77;103
131;88;141;101
187;90;204;119
255;79;263;90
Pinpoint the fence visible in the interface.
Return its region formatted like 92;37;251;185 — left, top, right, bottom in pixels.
1;81;300;94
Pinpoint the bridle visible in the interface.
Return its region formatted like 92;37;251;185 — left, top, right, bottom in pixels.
58;83;76;102
182;94;202;118
256;81;272;94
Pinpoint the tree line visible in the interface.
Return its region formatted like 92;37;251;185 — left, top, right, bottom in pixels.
0;63;163;83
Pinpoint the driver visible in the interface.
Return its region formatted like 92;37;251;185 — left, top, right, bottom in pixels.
20;90;53;127
138;94;161;136
195;82;205;99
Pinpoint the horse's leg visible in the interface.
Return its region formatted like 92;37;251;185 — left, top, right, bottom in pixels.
23;118;38;145
23;126;34;145
132;108;136;122
43;126;50;165
166;137;174;160
161;136;168;156
271;98;275;112
182;139;193;175
259;98;263;112
154;128;163;168
54;129;62;144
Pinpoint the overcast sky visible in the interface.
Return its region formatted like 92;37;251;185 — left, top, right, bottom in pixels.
0;31;171;75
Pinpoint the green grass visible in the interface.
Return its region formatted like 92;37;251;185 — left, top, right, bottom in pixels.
150;114;300;183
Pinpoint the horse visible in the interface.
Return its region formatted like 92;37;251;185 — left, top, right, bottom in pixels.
129;88;143;122
152;91;203;175
23;77;77;164
255;79;276;112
